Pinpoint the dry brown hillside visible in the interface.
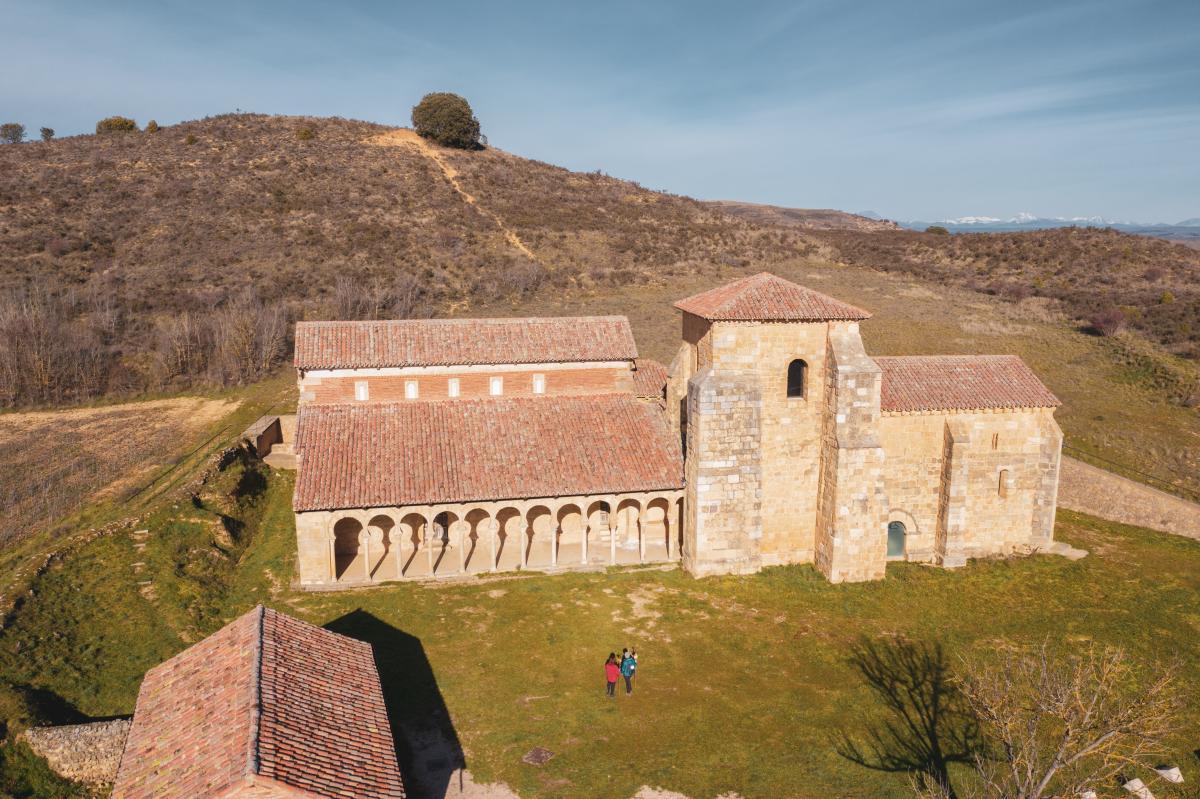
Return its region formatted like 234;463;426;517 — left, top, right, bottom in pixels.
0;114;814;406
706;200;901;232
0;112;1196;408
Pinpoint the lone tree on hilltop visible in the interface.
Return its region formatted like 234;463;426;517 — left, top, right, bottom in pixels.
96;116;138;134
39;127;54;142
411;92;482;149
1;123;25;144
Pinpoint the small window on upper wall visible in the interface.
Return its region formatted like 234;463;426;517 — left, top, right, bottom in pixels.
532;373;546;394
992;433;1000;450
489;376;504;396
354;380;369;401
447;378;460;398
998;469;1010;498
404;380;419;400
787;359;807;398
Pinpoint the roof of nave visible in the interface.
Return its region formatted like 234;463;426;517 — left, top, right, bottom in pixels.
632;358;669;400
673;272;872;322
294;316;638;370
293;394;684;511
112;605;404;799
876;355;1061;413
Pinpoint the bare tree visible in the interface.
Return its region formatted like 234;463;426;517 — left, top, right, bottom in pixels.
915;643;1182;799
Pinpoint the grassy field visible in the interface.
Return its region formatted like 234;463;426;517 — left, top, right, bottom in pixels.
0;448;1197;798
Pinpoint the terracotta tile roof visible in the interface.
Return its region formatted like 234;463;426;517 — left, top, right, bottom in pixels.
876;355;1061;413
294;316;638;370
294;395;684;511
633;359;668;399
673;272;871;322
112;606;404;799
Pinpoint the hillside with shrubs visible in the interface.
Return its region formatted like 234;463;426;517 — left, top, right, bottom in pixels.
0;112;1197;409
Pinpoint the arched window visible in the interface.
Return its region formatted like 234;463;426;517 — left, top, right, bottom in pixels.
887;521;906;558
787;359;807;398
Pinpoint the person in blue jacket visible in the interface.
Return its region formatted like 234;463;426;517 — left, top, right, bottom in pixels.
619;648;637;695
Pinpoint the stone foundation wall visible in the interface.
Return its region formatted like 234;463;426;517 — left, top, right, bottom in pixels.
22;719;131;784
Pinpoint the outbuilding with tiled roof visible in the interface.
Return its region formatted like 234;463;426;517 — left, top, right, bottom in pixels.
112;605;404;799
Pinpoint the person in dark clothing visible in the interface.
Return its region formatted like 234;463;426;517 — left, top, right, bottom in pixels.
620;649;636;695
604;653;619;698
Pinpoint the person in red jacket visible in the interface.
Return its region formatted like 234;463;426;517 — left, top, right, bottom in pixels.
604;652;620;698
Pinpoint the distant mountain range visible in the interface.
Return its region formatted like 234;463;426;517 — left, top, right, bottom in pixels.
896;213;1200;240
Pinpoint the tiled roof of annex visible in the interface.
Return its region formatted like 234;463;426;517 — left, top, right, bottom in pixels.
293;393;684;512
876;355;1061;413
673;272;871;322
294;316;638;370
112;605;404;799
632;359;668;399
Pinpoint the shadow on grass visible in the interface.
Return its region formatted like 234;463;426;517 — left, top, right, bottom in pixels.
834;637;982;798
326;610;465;799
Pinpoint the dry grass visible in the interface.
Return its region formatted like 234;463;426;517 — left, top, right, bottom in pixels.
0;397;238;543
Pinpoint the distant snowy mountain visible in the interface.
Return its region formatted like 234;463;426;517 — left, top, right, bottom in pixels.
898;212;1200;240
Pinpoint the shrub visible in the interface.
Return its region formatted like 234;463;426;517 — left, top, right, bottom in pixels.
1160;290;1175;305
296;127;314;141
1091;306;1127;336
39;127;54;142
185;133;197;145
925;225;950;235
1;123;25;144
145;120;160;134
411;92;482;149
95;116;138;134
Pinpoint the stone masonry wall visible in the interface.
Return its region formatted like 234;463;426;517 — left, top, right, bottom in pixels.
300;365;632;404
880;407;1061;566
707;320;830;565
22;719;131;784
683;368;763;576
813;326;888;582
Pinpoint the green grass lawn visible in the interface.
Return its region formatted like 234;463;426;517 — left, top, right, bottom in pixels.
1;453;1197;799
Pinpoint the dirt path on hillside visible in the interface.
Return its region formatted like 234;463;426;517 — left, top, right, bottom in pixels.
1058;456;1200;540
369;129;543;265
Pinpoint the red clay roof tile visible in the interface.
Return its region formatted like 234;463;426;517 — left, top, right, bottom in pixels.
876;355;1060;413
293;395;684;511
294;316;637;370
632;359;668;399
112;606;404;799
673;272;871;322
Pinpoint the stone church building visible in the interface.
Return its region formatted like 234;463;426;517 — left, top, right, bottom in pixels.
291;272;1062;586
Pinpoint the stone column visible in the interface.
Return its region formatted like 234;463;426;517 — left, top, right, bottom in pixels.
609;506;618;564
637;503;646;562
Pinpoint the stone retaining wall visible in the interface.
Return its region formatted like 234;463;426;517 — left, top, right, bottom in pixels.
1058;457;1200;540
22;718;131;784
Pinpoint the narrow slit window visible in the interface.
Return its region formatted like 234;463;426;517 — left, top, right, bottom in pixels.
404;380;419;400
447;377;460;398
992;433;999;450
354;380;369;401
787;359;807;398
489;376;504;396
998;469;1010;498
532;373;546;394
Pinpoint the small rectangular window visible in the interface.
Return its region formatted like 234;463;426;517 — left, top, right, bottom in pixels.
992;433;999;450
404;380;419;400
998;469;1010;498
447;377;460;398
489;376;503;396
354;380;369;401
532;373;546;394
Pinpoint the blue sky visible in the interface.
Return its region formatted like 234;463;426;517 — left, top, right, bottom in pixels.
3;0;1197;222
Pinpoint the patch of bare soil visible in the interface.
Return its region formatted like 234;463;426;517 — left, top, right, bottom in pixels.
0;397;238;543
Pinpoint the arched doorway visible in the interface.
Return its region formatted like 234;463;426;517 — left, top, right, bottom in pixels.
887;521;907;558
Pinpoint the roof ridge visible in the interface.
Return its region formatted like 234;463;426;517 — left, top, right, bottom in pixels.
246;604;266;779
296;314;630;327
